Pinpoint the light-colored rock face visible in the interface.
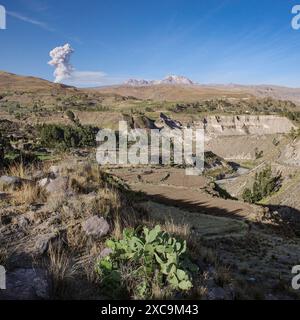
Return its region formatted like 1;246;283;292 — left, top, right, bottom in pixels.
205;134;282;161
196;115;296;137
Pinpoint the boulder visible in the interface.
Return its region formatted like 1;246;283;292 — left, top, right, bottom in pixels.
0;176;21;189
82;216;110;238
45;176;69;195
0;268;51;300
34;233;57;255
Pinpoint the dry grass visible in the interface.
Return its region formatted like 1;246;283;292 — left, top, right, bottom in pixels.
112;212;123;240
48;244;75;282
66;224;88;251
47;192;67;211
151;279;172;300
47;243;76;298
6;161;48;178
162;219;190;239
7;162;27;178
74;244;101;284
11;183;46;205
214;265;232;287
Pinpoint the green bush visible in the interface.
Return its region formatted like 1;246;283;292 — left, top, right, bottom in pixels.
66;110;76;122
39;124;98;150
242;166;282;203
254;148;264;159
96;225;198;299
289;128;300;140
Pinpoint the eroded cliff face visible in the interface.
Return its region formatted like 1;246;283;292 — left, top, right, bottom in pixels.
205;135;282;160
279;138;300;166
195;115;296;137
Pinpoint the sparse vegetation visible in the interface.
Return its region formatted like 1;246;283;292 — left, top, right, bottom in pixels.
254;148;264;160
242;166;282;203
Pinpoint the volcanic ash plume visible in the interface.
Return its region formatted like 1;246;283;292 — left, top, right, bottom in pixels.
48;43;74;83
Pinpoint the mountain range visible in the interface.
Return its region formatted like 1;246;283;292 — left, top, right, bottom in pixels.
2;71;300;104
124;75;195;86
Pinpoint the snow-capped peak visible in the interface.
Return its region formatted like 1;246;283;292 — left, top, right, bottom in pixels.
124;75;195;86
161;75;194;85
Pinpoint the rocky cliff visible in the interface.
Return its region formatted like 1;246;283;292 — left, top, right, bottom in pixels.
195;115;296;137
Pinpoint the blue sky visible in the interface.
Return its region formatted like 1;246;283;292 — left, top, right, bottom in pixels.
1;0;300;87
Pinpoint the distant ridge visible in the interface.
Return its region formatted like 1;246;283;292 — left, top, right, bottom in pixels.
2;70;300;104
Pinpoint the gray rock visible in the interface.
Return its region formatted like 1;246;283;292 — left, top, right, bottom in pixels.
0;268;51;300
82;216;110;238
30;170;45;181
99;248;113;258
34;233;57;255
38;177;50;188
0;175;21;189
45;176;69;195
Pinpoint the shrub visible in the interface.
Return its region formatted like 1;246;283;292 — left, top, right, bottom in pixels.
66;110;76;122
254;148;264;159
96;225;198;299
289;127;300;140
242;166;282;203
39;124;98;150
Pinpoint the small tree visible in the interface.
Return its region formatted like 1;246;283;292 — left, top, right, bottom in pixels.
66;110;76;122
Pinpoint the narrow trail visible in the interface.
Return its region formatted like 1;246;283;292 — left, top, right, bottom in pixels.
112;168;260;222
130;183;257;221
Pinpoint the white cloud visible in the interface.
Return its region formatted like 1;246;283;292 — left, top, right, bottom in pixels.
7;10;54;31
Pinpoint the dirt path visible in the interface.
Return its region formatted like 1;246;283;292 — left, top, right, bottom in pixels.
131;183;256;220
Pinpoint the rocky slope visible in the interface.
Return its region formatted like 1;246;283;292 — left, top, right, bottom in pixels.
279;138;300;166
